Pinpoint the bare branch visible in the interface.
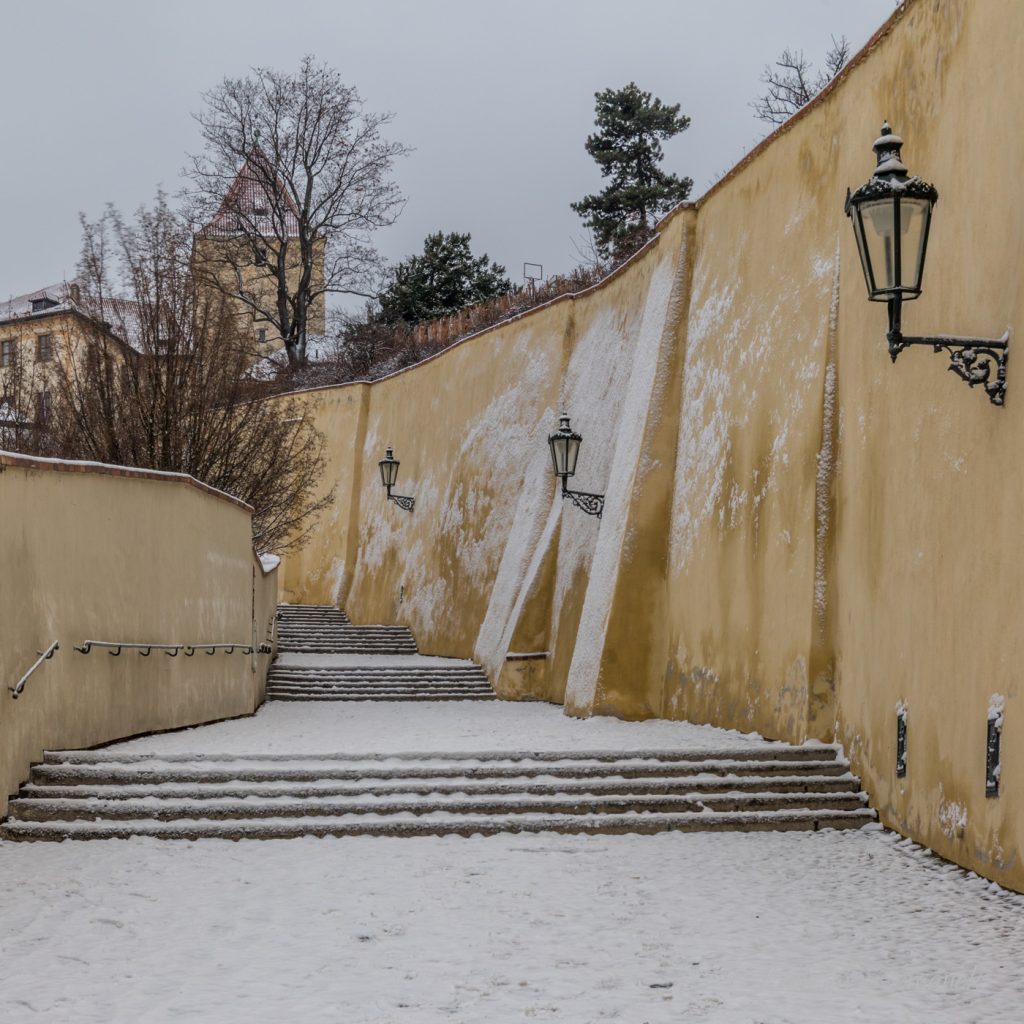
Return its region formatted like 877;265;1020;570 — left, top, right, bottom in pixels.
185;57;409;368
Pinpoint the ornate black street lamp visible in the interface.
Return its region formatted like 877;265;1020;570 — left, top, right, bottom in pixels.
378;447;415;512
548;414;604;518
845;122;1009;406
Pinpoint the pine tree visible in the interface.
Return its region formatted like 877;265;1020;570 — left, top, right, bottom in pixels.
571;83;693;260
378;231;514;326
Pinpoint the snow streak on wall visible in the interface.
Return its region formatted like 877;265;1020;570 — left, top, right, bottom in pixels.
281;0;1024;891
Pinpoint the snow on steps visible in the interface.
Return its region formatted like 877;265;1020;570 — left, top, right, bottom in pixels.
275;603;416;655
267;663;495;702
270;603;493;700
0;745;876;841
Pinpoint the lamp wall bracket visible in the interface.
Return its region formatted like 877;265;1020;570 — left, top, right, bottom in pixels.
387;491;415;512
561;484;604;518
887;298;1009;407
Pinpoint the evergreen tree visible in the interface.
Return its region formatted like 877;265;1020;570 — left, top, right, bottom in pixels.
378;231;514;326
571;83;693;260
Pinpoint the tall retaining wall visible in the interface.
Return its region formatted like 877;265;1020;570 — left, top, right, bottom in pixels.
280;0;1024;889
0;452;278;815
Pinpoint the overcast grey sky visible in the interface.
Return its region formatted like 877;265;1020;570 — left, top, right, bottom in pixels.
0;0;895;301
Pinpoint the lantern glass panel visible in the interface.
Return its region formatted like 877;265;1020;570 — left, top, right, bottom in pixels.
550;436;568;476
851;207;874;297
860;198;899;297
379;457;399;488
899;197;931;293
563;436;581;477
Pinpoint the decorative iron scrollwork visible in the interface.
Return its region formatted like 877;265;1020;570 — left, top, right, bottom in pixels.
888;326;1009;407
564;488;605;519
389;493;416;512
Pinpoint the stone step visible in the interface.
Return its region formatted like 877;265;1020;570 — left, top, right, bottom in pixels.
28;756;852;787
266;680;488;687
266;683;493;694
278;623;411;630
7;789;870;822
19;772;861;801
266;688;494;697
40;745;842;766
0;806;877;841
267;665;485;673
274;647;420;654
266;675;489;684
268;692;497;702
276;630;415;638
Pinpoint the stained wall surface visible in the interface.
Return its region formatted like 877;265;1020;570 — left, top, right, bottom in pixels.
0;453;278;815
280;0;1024;889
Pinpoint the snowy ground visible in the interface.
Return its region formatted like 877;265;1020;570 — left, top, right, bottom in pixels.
4;702;1023;1021
1;827;1023;1022
107;699;775;756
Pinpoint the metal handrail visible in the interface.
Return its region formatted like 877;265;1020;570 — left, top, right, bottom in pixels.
74;640;258;657
9;642;59;699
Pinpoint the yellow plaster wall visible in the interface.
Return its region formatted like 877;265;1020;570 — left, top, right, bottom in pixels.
0;453;278;815
280;0;1024;888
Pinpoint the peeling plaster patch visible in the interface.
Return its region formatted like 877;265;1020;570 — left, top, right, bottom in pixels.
938;784;969;841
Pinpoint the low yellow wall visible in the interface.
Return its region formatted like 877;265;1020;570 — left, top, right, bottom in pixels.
0;452;278;815
280;0;1024;889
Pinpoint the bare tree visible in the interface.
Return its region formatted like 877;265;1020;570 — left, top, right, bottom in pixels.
186;56;408;369
43;195;334;553
0;336;45;451
752;36;850;125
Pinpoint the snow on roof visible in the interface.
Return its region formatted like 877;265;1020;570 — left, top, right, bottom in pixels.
0;281;79;325
199;148;301;240
0;280;156;355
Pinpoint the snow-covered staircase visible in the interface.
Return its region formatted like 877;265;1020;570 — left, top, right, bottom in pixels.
275;604;417;654
269;603;493;701
0;603;877;841
0;743;875;841
267;661;495;702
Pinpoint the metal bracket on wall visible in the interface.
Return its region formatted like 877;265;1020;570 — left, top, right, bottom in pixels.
388;493;416;512
562;487;604;519
887;298;1009;406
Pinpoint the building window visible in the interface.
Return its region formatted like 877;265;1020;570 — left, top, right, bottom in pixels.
30;297;58;313
1;339;15;368
36;334;53;362
255;247;267;266
257;328;267;344
35;390;52;424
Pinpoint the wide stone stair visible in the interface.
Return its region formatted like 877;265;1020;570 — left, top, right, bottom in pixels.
275;603;416;654
267;662;495;702
0;743;875;841
269;603;493;701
